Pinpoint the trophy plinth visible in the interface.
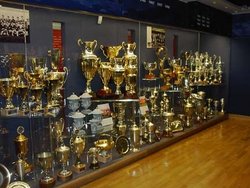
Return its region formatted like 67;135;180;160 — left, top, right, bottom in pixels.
72;163;86;173
39;177;56;188
57;170;73;181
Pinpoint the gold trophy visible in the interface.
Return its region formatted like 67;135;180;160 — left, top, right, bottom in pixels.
70;130;86;172
14;126;32;174
124;57;137;98
30;86;43;111
78;38;100;94
24;57;46;88
8;53;25;80
55;137;72;181
46;68;68;108
184;100;194;127
16;81;29;112
0;77;16;109
37;152;56;188
143;61;157;79
94;134;114;163
97;61;113;98
111;57;125;96
122;42;136;59
46;49;68;108
87;147;100;170
129;124;140;152
113;102;126;135
48;48;61;71
156;46;168;75
51;118;64;148
100;45;122;63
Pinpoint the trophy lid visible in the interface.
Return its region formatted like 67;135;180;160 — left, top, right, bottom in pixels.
80;92;92;99
15;126;28;142
90;108;102;115
71;111;85;119
67;93;80;100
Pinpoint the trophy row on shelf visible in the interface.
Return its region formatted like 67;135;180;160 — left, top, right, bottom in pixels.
0;50;68;116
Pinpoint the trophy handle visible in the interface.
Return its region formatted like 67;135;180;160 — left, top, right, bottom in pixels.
100;45;108;59
122;41;127;52
59;118;65;131
63;67;69;84
77;38;84;51
93;40;97;51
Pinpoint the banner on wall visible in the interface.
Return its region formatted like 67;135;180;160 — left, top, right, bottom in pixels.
0;6;30;43
146;26;165;48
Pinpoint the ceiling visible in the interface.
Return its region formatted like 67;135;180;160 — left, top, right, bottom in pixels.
181;0;250;14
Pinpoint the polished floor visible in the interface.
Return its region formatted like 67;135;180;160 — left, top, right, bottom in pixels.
81;115;250;188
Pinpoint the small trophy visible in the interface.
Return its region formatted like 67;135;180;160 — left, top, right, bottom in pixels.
94;134;114;163
37;152;56;188
14;126;32;174
143;61;157;79
129;124;140;152
88;147;100;170
70;130;86;172
51;118;64;148
55;137;72;181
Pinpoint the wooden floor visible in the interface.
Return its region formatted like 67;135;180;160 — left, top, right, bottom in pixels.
81;115;250;188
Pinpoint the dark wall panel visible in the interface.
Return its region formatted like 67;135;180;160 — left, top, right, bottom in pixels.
229;38;250;115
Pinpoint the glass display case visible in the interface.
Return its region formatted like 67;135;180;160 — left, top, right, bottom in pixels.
0;1;229;187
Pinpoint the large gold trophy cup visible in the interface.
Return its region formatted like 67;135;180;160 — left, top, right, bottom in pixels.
24;57;46;111
46;49;68;108
100;45;122;63
78;39;100;94
98;44;122;98
111;57;125;96
123;42;138;98
97;61;113;97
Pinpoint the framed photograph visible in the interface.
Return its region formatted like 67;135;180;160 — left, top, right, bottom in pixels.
147;26;165;48
0;6;30;43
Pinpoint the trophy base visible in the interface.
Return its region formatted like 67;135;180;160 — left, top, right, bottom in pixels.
124;92;138;99
160;84;171;91
96;90;119;99
57;170;73;181
97;154;112;163
0;108;18;116
39;177;56;188
72;164;86;173
145;74;155;79
89;162;100;170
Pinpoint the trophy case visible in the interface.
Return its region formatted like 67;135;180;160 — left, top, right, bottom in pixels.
0;2;229;188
